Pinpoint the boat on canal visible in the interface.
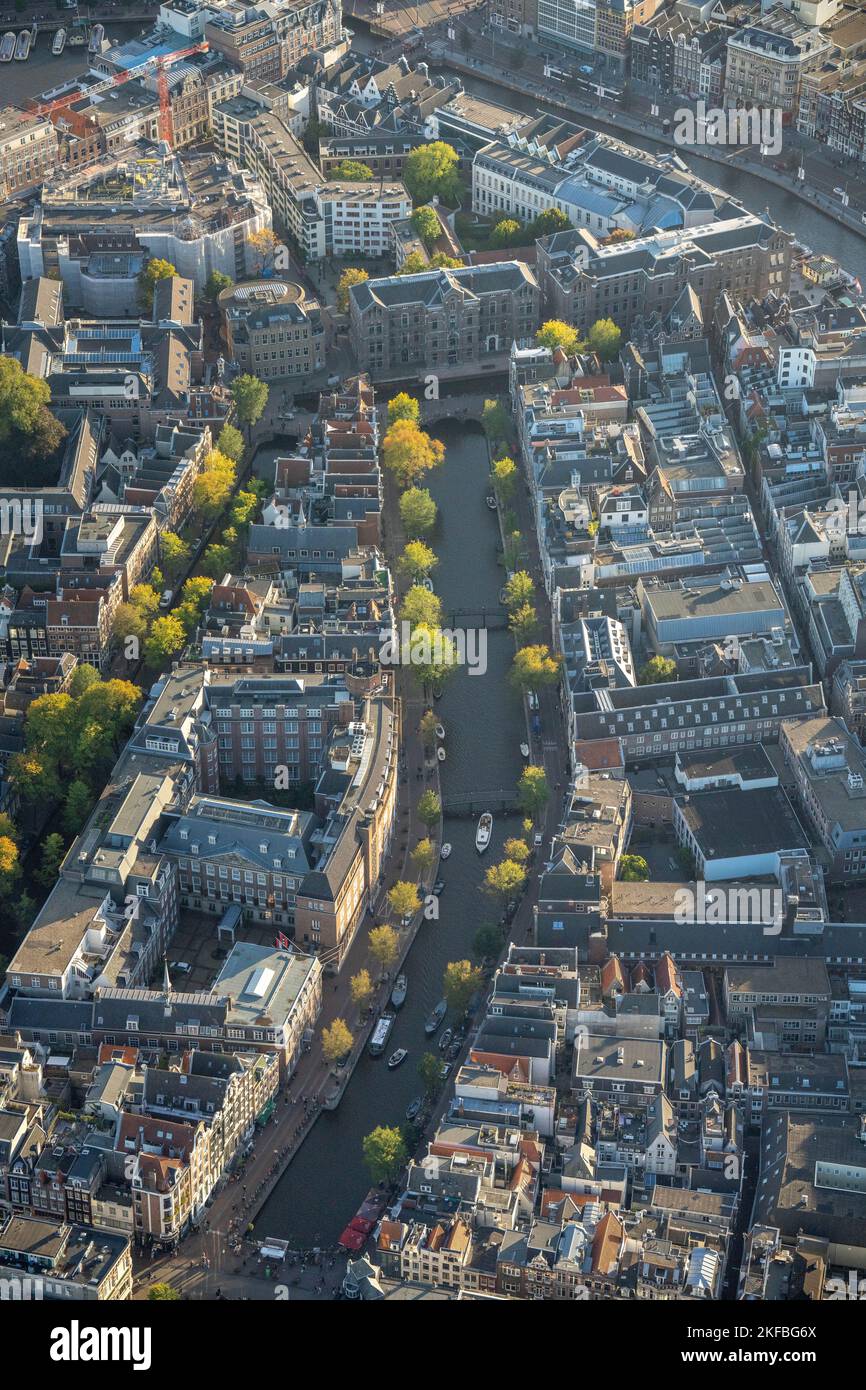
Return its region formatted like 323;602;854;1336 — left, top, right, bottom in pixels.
15;30;31;60
368;1011;395;1057
0;33;14;61
440;842;452;860
387;1048;408;1069
438;1028;453;1053
53;28;66;54
390;974;408;1010
520;742;530;758
88;22;104;54
435;722;445;739
437;746;446;762
486;494;497;510
405;1096;423;1122
476;812;493;854
424;999;447;1036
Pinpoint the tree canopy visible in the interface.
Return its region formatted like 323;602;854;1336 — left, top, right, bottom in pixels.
403;141;461;205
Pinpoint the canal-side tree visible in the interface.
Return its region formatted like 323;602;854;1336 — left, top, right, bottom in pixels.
481;399;510;454
418;711;439;755
143;615;186;669
509;601;538;646
492;455;518;504
387;392;421;428
337;266;368;313
503;530;523;573
503;570;534;611
504;837;531;865
473;922;504;961
322;1018;353;1065
511;644;561;693
386;882;421;923
383;420;445;488
399;486;437;538
216;423;245;464
158;532;191;586
409;625;460;694
397;542;438;585
417;789;442;833
410;838;436;877
362;1126;408;1186
369;923;400;972
443;959;484;1017
483;857;527;904
349;969;374;1013
536;319;583;355
418;1051;442;1099
518;765;550;824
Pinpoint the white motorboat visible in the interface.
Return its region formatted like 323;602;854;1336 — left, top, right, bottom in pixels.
435;722;445;740
440;843;452;860
368;1012;395;1058
475;812;493;854
15;30;31;60
486;495;497;510
52;28;66;54
437;747;446;762
520;742;530;758
387;1048;408;1069
0;33;15;61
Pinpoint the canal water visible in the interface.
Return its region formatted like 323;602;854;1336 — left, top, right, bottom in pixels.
255;419;527;1248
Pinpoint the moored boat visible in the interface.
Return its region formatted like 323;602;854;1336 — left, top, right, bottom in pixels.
405;1096;423;1122
88;22;103;54
369;1011;395;1057
486;494;497;510
438;1028;453;1053
424;999;447;1035
435;722;445;740
387;1047;408;1069
437;746;446;762
15;30;31;60
520;742;530;758
475;812;493;854
390;973;408;1010
52;28;66;54
440;843;452;860
0;33;14;61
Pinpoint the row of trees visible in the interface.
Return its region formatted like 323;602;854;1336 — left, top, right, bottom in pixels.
536;317;623;363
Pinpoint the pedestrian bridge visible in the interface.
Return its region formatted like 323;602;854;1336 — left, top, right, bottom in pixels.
420;393;493;427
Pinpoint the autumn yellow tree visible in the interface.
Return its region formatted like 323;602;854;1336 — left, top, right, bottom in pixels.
382;420;445;488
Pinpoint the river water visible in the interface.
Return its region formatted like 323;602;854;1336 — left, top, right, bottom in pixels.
255;420;527;1248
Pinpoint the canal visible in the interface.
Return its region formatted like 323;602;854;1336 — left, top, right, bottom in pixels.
255;418;527;1248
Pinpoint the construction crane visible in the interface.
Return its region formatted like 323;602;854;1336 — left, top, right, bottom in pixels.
29;41;210;148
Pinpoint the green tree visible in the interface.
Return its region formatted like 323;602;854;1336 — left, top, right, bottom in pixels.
322;1018;353;1064
112;603;147;652
0;355;53;443
509;601;538;645
216;423;245;463
0;356;66;480
159;532;191;586
417;789;441;832
429;253;463;269
362;1126;407;1185
387;881;420;922
483;857;527;902
387;392;421;428
492;455;517;503
201;544;235;581
511;644;561;693
587;317;622;362
399;486;437;538
8;752;60;805
638;655;677;685
536;319;583;355
332;159;373;180
411;204;441;249
410;837;436;877
368;923;400;972
620;854;650;882
138;258;176;312
419;710;439;754
473;923;503;960
204;271;232;303
518;765;550;822
408;625;459;692
397;541;438;583
148;1283;180;1301
396;250;430;276
231;374;269;440
443;959;483;1016
401;584;442;629
130;584;160;619
490;218;523;248
349;969;374;1012
530;207;572;239
36;832;66;889
144;615;186;668
503;529;523;573
63;779;94;836
383;420;445;487
337;267;369;313
503;570;534;611
402;141;461;206
418;1051;442;1099
481;399;510;452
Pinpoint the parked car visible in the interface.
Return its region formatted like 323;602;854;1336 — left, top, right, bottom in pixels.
432;879;445;896
173;961;191;974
